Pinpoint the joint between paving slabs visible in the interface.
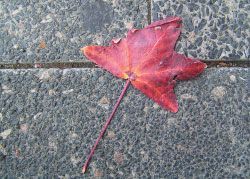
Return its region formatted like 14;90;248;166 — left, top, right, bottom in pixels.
147;0;152;24
0;62;97;69
0;61;249;69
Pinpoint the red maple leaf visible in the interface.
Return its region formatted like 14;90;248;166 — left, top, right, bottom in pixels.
81;16;206;173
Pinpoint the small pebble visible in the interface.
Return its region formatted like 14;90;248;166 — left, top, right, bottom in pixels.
211;86;226;99
0;129;12;139
229;75;236;82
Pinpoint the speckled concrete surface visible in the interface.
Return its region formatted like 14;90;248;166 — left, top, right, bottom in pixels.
0;68;249;178
0;0;147;63
152;0;250;60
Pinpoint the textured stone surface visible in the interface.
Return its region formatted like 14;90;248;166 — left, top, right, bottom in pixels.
152;0;250;60
0;0;147;63
0;68;249;178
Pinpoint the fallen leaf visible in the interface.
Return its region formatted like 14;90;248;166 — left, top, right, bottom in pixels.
82;16;206;112
81;16;206;173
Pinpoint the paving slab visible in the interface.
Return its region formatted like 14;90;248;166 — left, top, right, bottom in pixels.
0;0;148;63
0;68;249;178
152;0;250;60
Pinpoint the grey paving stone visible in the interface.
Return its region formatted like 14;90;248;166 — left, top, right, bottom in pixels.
152;0;250;60
0;0;147;63
0;68;249;178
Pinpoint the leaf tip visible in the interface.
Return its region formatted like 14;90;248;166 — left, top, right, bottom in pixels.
160;96;179;113
204;63;208;69
81;46;95;59
171;108;178;113
127;28;138;37
112;38;121;44
80;46;88;54
169;104;178;113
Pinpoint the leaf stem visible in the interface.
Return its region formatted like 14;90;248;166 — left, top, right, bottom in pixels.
82;79;131;173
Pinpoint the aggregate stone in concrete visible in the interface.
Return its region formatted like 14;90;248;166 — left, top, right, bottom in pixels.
152;0;250;60
0;68;249;178
0;0;147;63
